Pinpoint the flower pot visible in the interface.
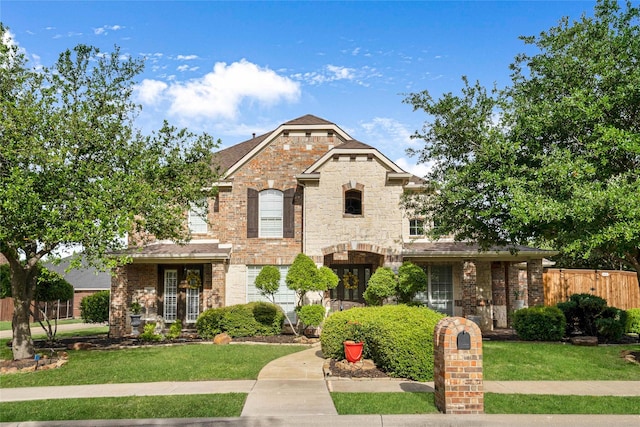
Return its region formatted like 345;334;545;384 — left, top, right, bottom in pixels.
514;300;526;310
343;340;364;363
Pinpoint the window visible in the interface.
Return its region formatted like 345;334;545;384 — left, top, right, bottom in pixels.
259;190;283;237
185;269;200;323
188;201;208;234
344;189;362;215
163;269;178;322
414;265;453;316
409;219;425;236
247;266;296;323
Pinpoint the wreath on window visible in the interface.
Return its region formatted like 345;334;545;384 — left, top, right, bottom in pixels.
183;270;201;289
343;272;359;290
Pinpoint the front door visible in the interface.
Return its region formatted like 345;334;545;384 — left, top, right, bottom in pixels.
160;266;202;325
330;264;372;303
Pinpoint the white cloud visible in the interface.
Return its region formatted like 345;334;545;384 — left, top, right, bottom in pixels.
94;25;124;35
395;157;432;178
360;117;415;147
135;79;168;104
157;59;300;120
94;28;105;35
176;54;198;61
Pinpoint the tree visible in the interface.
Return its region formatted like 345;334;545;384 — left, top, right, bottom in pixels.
397;262;427;303
363;267;397;306
0;26;219;359
404;0;640;286
254;265;298;335
286;253;320;306
1;264;73;345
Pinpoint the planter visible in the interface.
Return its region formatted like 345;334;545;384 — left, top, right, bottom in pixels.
130;314;142;336
514;300;526;310
343;340;364;363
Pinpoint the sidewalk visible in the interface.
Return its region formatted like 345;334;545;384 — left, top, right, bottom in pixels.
2;341;640;426
0;322;105;340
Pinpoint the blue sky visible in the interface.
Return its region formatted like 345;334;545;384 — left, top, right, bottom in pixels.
2;0;598;176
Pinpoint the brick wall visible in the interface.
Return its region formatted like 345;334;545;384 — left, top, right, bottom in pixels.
527;259;544;306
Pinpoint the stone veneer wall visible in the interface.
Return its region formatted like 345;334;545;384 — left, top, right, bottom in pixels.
303;156;405;261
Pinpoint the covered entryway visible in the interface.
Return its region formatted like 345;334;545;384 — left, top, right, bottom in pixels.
324;249;385;310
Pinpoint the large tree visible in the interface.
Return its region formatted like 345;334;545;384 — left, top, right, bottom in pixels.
404;0;640;284
0;25;219;359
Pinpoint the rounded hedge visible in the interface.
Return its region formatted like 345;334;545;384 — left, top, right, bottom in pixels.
513;305;566;341
80;290;110;323
320;305;445;381
297;304;326;328
626;308;640;334
196;302;284;338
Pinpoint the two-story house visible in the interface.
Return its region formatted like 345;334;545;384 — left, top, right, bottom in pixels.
109;114;554;337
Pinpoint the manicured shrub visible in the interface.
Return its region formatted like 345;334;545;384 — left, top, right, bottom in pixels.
626;308;640;334
166;319;182;340
596;306;627;343
513;306;566;341
80;290;110;323
139;323;162;341
196;302;284;339
557;293;607;336
297;304;325;328
396;262;427;303
362;267;397;306
320;305;445;381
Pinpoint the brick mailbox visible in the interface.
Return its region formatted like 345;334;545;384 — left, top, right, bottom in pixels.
433;317;484;414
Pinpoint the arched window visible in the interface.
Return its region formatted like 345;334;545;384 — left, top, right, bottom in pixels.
259;189;283;237
344;189;362;215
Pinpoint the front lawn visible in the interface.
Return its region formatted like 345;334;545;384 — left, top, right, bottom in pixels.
1;343;306;388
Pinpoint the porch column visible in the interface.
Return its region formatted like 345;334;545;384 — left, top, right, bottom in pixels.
491;262;507;328
110;266;128;338
527;259;544;307
462;261;477;318
475;261;493;331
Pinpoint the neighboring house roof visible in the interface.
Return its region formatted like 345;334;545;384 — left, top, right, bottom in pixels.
402;241;558;260
120;241;231;263
44;256;111;291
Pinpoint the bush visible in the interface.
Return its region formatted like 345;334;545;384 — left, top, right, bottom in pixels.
298;304;325;328
320;305;445;381
362;267;397;306
196;302;284;338
596;306;627;343
626;308;640;334
557;293;607;336
397;262;427;304
513;306;566;341
139;323;162;341
80;290;110;323
166;319;182;340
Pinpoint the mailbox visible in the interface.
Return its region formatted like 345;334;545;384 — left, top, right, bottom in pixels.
457;331;471;350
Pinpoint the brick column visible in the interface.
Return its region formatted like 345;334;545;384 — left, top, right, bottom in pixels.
434;317;484;414
462;261;477;317
475;261;493;331
527;259;544;307
491;262;507;328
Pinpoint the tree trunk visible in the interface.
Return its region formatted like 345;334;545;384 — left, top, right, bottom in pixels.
9;260;37;360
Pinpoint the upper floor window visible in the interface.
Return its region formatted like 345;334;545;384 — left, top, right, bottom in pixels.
259;189;283;238
344;189;362;215
188;201;208;234
409;219;425;236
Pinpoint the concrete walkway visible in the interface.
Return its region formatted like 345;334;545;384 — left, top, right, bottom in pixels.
0;322;106;340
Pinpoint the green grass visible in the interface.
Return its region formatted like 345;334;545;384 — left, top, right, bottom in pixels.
0;394;246;422
0;343;306;388
331;393;640;415
484;342;640;380
0;318;87;331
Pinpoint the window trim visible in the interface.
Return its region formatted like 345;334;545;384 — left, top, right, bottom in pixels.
342;182;365;217
409;218;425;236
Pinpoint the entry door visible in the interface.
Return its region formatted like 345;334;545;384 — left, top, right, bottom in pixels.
162;267;202;324
330;265;372;303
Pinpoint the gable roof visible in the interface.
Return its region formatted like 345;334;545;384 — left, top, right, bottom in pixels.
213;132;270;173
284;114;335;126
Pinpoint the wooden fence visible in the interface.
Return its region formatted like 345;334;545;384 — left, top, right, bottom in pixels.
544;268;640;310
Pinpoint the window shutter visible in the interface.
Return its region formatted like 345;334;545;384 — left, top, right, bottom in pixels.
247;188;259;238
283;188;295;238
213;196;219;213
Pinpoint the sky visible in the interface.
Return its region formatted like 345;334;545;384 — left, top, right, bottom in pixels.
1;0;599;177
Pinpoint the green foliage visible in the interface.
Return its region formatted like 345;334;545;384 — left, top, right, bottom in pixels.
318;266;340;290
596;307;627;343
286;254;319;304
297;304;326;328
80;290;110;323
396;262;427;303
0;264;9;299
557;293;608;337
0;25;220;359
166;319;182;340
363;267;397;306
196;302;284;338
626;308;640;334
402;0;640;281
321;305;445;381
34;268;74;302
513;306;566;341
139;323;162;342
254;266;280;302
